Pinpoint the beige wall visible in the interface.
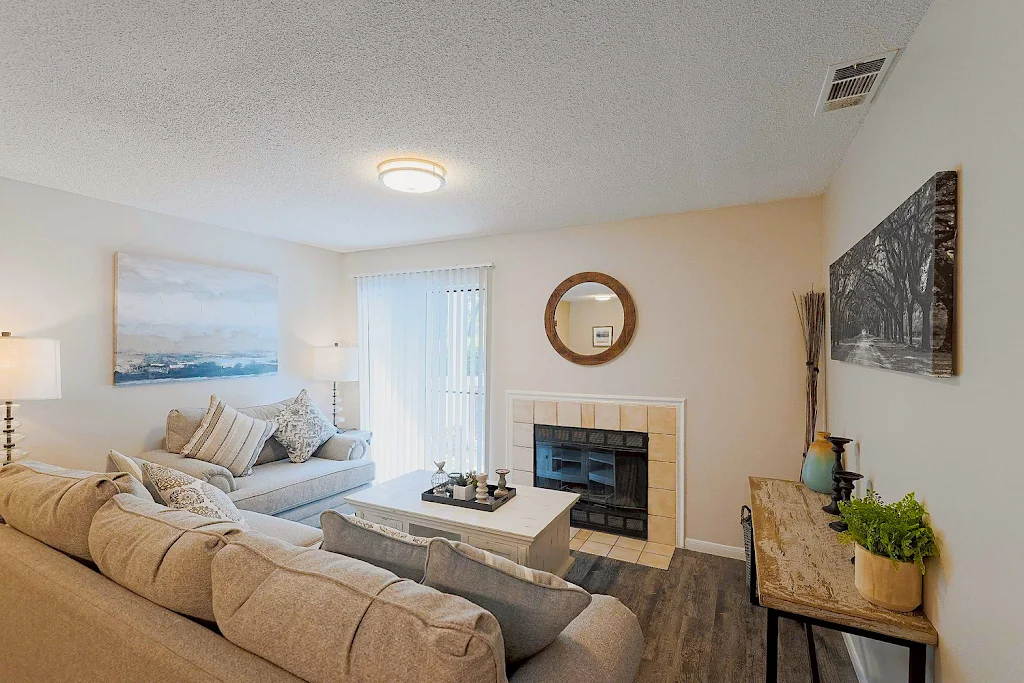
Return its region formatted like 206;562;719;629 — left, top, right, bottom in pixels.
339;197;823;546
565;298;624;354
0;177;346;471
823;0;1024;680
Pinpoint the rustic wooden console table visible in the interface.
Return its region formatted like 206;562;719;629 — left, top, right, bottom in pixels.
748;477;938;683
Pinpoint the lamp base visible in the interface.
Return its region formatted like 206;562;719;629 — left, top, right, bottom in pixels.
3;401;28;466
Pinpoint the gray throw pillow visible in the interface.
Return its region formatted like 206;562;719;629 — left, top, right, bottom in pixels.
320;510;429;580
272;389;336;463
421;538;592;664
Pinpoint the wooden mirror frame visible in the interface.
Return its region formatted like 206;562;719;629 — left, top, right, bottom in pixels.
545;272;637;366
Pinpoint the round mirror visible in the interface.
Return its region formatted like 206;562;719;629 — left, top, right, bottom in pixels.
545;272;636;366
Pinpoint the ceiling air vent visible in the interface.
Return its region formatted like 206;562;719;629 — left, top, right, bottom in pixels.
814;50;898;116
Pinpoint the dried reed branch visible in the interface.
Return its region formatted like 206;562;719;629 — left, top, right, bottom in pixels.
794;289;826;473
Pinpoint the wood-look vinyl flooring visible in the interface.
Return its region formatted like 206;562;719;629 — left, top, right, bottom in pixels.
564;548;860;683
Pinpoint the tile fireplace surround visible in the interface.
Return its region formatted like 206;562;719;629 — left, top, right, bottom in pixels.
505;392;684;548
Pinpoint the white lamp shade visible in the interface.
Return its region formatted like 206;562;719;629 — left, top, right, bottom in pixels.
312;345;358;382
0;337;62;400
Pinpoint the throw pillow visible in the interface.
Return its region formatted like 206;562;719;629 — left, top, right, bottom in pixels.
181;394;277;476
106;450;157;503
141;461;247;526
320;510;430;580
272;389;336;463
421;538;592;664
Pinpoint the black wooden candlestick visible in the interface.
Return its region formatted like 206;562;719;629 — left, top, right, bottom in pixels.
822;436;853;515
827;470;864;528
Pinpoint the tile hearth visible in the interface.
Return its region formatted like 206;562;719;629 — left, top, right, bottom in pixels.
570;527;672;570
508;395;682;548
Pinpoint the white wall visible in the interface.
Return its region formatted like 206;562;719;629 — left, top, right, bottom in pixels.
339;197;823;547
823;0;1024;680
0;177;346;471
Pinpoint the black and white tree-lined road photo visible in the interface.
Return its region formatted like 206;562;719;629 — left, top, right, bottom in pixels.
830;171;958;378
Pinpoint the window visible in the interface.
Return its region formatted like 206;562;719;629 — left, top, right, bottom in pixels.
356;265;490;482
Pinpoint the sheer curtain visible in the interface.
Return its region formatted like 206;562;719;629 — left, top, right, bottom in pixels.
356;265;490;482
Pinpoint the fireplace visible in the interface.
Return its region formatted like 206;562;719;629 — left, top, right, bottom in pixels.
534;424;648;539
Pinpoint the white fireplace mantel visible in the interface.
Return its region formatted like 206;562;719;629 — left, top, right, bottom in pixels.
501;390;685;548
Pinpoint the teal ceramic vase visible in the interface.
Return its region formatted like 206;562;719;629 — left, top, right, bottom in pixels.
802;431;837;494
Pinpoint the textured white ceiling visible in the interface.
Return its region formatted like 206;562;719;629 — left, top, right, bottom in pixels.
0;1;931;252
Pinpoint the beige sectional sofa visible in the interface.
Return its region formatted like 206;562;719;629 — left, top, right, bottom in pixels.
136;398;375;525
0;463;644;683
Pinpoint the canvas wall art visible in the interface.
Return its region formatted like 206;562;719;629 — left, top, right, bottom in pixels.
829;171;958;378
114;253;278;385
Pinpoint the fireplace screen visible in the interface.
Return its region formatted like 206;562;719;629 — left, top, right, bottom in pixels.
534;425;648;539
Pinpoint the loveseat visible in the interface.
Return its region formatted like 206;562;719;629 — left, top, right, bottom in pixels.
0;463;645;683
134;398;375;526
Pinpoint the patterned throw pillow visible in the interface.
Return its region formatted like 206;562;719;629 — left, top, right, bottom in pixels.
141;461;247;526
422;538;592;664
272;389;336;463
181;395;277;476
320;510;429;580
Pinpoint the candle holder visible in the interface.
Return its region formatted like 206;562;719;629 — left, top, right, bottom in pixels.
821;436;853;515
824;470;863;516
476;472;491;503
494;469;510;498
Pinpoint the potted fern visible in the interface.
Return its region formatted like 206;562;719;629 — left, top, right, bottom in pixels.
838;491;938;612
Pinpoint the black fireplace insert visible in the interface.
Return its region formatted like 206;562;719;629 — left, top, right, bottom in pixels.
534;424;648;539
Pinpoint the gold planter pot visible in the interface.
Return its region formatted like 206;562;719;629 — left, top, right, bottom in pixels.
854;543;923;612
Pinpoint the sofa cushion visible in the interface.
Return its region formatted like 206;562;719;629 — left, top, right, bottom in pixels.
320;510;429;580
240;510;323;549
0;523;303;683
166;399;293;466
89;494;245;622
271;389;337;463
0;461;143;561
142;461;248;525
181;395;278;476
212;532;506;683
422;538;592;664
228;457;375;516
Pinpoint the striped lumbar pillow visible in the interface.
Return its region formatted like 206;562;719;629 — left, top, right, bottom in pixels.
181;395;277;476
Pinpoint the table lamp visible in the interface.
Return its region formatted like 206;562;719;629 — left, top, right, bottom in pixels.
0;332;62;466
312;343;358;428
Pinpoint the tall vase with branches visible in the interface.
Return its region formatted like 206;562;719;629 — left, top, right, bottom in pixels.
794;289;826;478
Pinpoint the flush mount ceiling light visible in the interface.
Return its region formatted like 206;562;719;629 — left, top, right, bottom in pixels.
377;158;446;193
594;294;614;301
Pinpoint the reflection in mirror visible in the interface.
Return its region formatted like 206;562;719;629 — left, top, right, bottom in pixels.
553;283;625;356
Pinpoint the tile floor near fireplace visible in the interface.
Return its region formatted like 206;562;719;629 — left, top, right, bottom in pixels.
569;527;673;570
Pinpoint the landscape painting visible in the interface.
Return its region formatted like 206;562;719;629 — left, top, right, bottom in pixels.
830;171;958;378
114;253;278;385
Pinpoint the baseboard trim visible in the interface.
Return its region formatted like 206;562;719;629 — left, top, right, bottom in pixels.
683;538;746;560
843;633;870;683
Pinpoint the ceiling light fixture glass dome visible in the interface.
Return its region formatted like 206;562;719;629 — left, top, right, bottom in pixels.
377;158;446;193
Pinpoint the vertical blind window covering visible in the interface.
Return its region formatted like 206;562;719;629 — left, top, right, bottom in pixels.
356;266;491;482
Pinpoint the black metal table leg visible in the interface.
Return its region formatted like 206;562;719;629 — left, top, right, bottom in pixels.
766;608;779;683
909;643;926;683
805;623;821;683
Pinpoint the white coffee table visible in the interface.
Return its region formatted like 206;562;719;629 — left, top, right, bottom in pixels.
345;470;579;577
